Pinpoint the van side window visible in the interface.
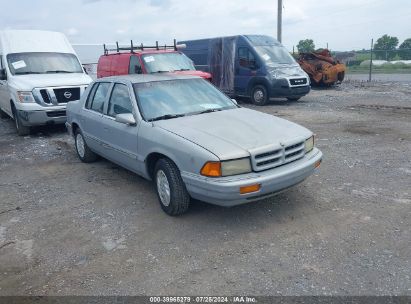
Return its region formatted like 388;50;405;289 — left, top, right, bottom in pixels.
129;56;142;74
238;47;256;69
89;82;111;113
107;84;133;117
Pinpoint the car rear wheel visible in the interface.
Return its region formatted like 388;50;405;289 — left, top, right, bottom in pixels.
251;85;269;106
12;105;30;136
74;129;98;163
154;158;190;216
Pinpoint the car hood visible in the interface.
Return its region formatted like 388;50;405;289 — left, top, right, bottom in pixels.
9;73;92;90
154;107;312;160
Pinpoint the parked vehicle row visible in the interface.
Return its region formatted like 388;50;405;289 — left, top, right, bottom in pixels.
0;30;322;216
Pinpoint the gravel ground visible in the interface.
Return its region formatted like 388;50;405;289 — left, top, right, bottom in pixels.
345;73;411;83
0;81;410;296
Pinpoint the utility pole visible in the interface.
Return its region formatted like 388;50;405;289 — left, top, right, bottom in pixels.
277;0;282;43
369;38;373;82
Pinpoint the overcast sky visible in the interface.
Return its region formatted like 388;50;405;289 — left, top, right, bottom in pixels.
1;0;410;52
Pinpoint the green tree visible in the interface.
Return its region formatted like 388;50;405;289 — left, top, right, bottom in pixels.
398;38;411;60
373;34;399;60
297;39;315;53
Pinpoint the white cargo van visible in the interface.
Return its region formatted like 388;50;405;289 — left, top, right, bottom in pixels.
0;30;92;135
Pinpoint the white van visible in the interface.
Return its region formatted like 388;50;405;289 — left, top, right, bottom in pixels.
0;30;92;135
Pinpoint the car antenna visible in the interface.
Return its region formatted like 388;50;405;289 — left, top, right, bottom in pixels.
130;40;134;53
156;41;159;50
116;42;119;53
103;44;107;55
174;39;177;51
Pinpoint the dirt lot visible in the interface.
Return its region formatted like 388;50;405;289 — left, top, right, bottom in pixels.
0;81;410;296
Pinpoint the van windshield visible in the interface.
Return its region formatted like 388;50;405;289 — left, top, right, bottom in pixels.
142;53;195;73
7;52;83;75
254;45;296;66
133;78;237;121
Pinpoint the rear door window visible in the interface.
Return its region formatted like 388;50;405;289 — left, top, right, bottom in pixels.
107;83;133;117
89;82;111;113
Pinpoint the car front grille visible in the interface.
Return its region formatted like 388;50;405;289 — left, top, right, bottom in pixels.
46;110;66;117
53;88;80;103
33;86;84;106
251;141;305;172
289;78;308;86
40;89;51;104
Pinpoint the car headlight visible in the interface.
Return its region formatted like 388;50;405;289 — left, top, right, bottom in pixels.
201;158;252;177
305;135;314;153
17;91;35;103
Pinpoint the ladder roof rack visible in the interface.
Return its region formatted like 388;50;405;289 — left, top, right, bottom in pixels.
103;39;181;55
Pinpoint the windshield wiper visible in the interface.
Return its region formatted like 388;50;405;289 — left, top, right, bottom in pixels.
175;68;191;71
153;70;170;73
148;113;186;122
196;108;223;115
45;70;73;73
14;71;41;75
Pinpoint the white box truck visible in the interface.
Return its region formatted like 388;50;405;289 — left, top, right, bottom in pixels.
0;30;92;135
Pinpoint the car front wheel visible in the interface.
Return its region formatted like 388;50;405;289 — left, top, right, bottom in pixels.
74;129;98;163
154;158;190;216
12;105;30;136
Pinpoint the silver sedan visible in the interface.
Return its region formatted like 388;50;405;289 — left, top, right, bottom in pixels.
66;74;322;215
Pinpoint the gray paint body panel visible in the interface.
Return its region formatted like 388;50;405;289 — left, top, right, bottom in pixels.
66;75;322;206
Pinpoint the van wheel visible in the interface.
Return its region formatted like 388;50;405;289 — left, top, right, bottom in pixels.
251;85;268;106
12;105;30;136
74;129;98;163
154;158;190;216
287;96;301;101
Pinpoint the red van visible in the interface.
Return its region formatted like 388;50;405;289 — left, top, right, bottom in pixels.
97;40;211;80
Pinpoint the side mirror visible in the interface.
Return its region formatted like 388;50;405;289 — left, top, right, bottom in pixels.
0;69;7;81
231;98;238;105
115;113;136;126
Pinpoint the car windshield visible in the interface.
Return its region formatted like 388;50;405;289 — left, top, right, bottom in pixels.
134;78;237;121
254;45;296;66
142;53;195;73
7;52;83;75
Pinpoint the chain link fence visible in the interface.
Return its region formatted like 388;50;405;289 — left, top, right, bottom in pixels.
334;48;411;81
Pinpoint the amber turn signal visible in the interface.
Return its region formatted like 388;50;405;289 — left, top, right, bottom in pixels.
200;161;222;177
315;160;322;168
240;184;261;194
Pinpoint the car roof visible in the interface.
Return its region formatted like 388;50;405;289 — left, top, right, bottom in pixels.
97;74;200;84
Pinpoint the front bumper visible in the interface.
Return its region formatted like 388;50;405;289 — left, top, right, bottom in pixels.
270;82;311;98
182;148;322;207
16;109;67;126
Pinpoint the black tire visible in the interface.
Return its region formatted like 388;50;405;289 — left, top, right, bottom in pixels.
154;158;190;216
287;96;301;101
74;129;98;163
0;109;9;119
250;85;269;106
12;105;30;136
